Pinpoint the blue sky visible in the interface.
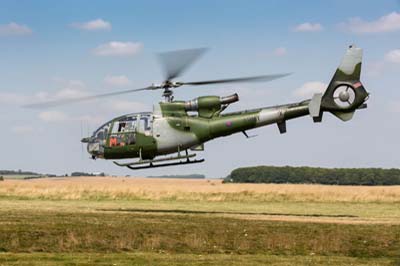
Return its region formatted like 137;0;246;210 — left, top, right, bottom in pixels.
0;0;399;177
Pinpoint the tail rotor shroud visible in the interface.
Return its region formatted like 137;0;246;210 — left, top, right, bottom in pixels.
309;45;369;122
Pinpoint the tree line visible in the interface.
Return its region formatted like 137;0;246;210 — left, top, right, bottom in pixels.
0;170;39;175
224;166;400;185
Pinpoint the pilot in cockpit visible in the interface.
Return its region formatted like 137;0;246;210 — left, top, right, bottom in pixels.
118;122;126;133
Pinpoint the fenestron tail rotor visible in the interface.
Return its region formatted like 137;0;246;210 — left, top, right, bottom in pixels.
23;48;291;108
333;85;356;108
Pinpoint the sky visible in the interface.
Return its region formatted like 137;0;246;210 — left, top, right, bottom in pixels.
0;0;400;178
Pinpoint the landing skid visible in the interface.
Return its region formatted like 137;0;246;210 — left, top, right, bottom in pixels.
113;150;204;170
126;159;205;170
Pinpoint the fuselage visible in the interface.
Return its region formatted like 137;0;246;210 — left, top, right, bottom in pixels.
85;99;310;161
81;45;369;165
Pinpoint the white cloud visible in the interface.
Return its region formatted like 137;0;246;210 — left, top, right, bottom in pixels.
273;47;287;56
71;19;111;31
11;125;34;134
54;88;88;100
31;80;89;104
0;22;32;36
293;22;323;32
384;49;400;63
104;75;131;87
53;80;88;100
293;81;327;98
0;91;55;106
93;42;143;56
0;80;89;108
340;12;400;34
364;49;400;77
39;111;69;123
364;50;400;77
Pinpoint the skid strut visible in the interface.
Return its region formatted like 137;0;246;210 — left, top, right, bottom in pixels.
113;150;204;170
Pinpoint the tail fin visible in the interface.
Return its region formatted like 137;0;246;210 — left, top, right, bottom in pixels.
309;45;369;122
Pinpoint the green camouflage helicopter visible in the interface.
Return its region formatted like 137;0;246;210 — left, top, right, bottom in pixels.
27;45;369;170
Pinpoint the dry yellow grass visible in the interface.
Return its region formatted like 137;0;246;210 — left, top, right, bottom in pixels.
1;176;400;203
2;177;400;266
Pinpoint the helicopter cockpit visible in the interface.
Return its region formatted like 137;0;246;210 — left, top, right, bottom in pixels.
83;112;152;158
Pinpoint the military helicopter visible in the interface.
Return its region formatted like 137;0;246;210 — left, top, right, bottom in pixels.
26;45;369;170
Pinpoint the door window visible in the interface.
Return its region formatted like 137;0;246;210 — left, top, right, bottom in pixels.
109;118;138;147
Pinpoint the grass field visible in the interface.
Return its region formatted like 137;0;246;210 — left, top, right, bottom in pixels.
1;177;400;265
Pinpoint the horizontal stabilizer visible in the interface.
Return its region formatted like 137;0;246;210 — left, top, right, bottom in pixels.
309;93;323;117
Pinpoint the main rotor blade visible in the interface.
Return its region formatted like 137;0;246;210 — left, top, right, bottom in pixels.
23;86;153;109
177;73;292;86
158;48;208;81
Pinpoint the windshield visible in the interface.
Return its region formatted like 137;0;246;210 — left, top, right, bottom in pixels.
92;112;152;138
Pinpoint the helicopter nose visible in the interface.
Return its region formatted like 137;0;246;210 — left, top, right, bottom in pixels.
86;139;104;159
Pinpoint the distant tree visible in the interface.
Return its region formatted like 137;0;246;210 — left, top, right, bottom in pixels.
71;172;98;177
0;170;39;175
224;166;400;186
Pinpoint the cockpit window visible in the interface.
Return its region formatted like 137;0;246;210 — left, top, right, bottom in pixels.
112;118;137;133
92;112;152;147
92;122;110;142
97;131;104;140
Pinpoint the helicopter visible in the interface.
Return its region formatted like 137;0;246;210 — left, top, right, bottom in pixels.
26;45;369;170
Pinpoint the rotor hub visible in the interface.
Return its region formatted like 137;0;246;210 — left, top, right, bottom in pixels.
339;91;350;102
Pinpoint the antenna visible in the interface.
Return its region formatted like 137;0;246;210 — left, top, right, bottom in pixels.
86;119;90;138
80;120;84;160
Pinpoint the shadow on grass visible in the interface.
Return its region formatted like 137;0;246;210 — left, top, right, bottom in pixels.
97;208;357;218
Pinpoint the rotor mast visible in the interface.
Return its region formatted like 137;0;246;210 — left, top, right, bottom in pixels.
160;81;178;102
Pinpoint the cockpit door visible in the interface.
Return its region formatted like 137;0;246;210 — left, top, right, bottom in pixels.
109;118;137;147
